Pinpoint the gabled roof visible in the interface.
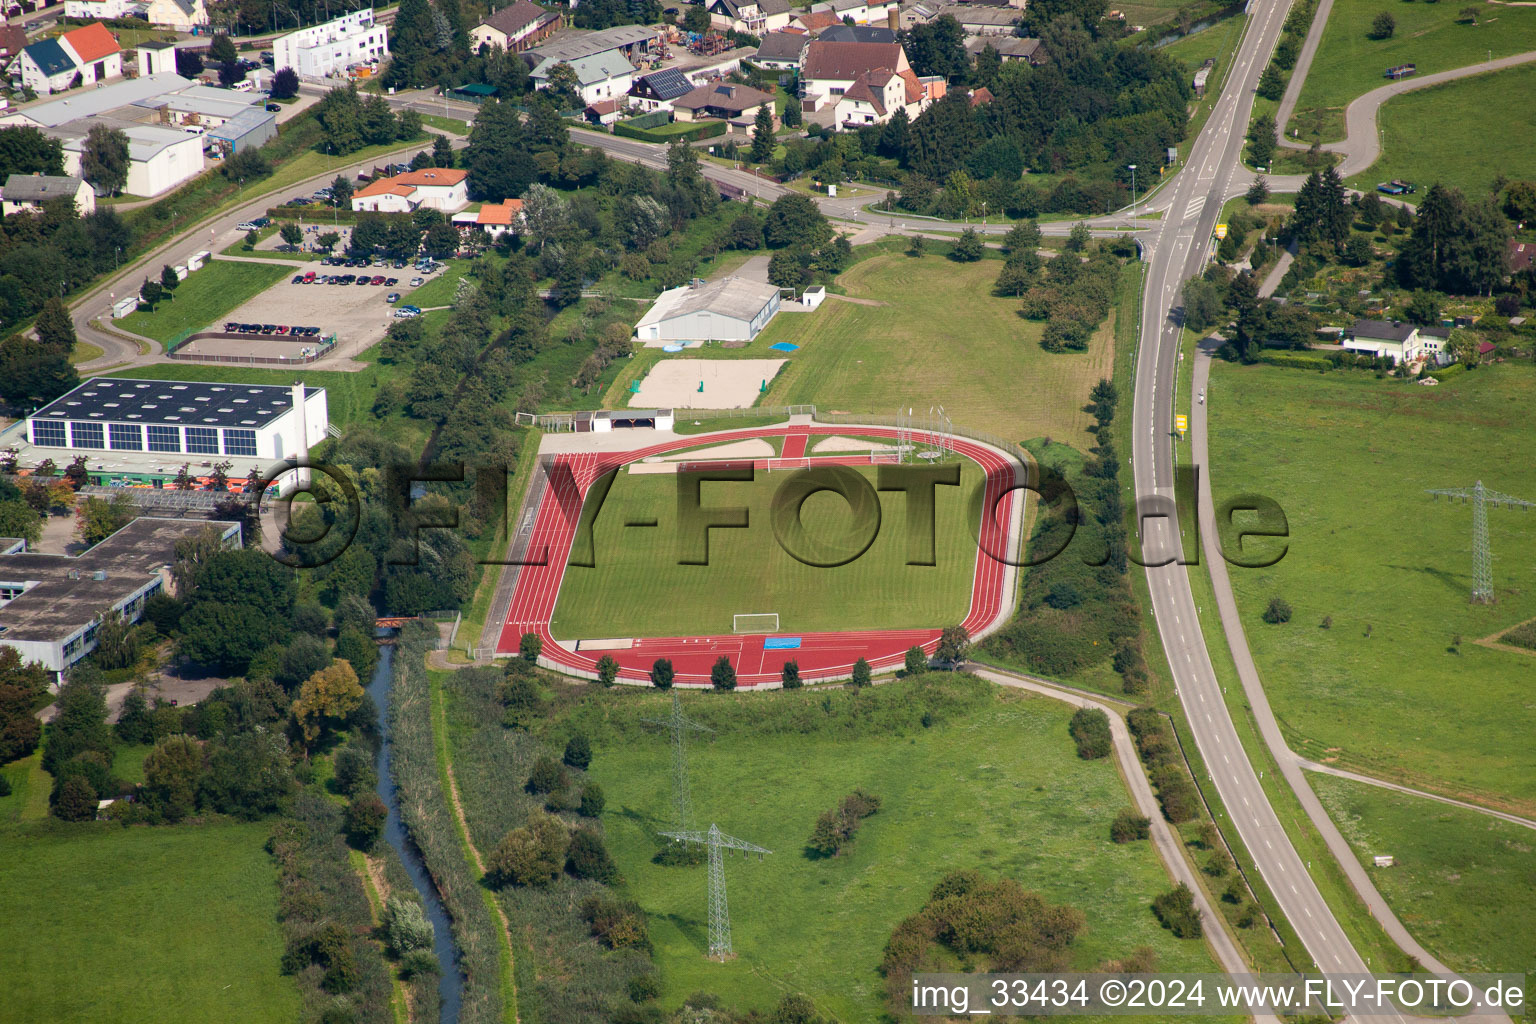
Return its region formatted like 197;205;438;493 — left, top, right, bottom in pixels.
479;0;551;38
818;24;896;42
23;38;76;78
839;73;886;115
386;167;468;187
754;31;809;62
968;85;993;105
801;39;903;80
896;67;922;102
791;10;841;31
0;25;29;59
531;50;634;86
529;23;653;63
354;180;417;199
1352;319;1418;343
61;22;121;64
635;65;694;99
672;81;775;114
2;173;87;202
478;200;524;224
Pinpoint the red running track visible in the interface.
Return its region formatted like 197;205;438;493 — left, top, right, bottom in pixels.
495;425;1021;685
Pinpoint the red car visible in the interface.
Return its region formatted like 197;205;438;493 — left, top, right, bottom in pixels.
275;326;289;335
371;275;386;285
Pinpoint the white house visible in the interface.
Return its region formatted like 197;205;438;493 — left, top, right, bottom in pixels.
530;51;633;106
1;173;96;216
1343;319;1451;365
352;167;469;213
809;0;898;26
50;118;205;197
141;0;208;30
453;199;523;238
708;0;792;34
272;8;388;79
800;38;909;110
470;0;561;52
832;65;924;127
17;23;123;94
752;31;808;70
634;277;782;343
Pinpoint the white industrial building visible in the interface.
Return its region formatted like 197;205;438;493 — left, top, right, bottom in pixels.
634;277;782;343
0;518;241;678
272;8;389;79
51;118;206;197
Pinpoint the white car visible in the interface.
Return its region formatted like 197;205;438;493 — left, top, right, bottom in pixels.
1198;389;1205;404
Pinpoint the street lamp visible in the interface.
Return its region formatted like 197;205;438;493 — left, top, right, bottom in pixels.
1128;164;1138;227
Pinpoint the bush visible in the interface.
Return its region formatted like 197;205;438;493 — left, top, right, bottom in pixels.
526;755;567;795
566;826;618;882
780;659;801;688
382;896;435;957
1151;883;1203;938
711;655;736;691
332;744;376;798
628;974;661;1002
596;654;619;687
580;893;650;950
806;788;881;857
649;658;674;689
519;632;542;662
51;773;97;821
1262;596;1292;624
487;811;569;887
344;793;387;851
578;782;606;817
1068;707;1112;760
1110;807;1151;843
563;732;592;770
850;657;871;687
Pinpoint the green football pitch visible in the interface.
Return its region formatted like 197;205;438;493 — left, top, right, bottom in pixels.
549;460;982;639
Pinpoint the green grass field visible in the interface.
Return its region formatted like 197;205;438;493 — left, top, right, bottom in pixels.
751;253;1118;446
0;820;299;1024
590;680;1228;1022
550;459;980;638
116;260;289;343
1285;0;1536;143
1344;63;1536;199
1311;773;1536;980
1206;362;1536;814
401;261;470;308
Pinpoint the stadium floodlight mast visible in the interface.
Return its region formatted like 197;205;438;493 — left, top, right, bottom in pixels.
658;823;771;961
1426;480;1535;603
640;693;713;835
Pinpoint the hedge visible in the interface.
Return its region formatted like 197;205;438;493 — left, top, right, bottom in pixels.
1256;351;1331;370
612;119;728;144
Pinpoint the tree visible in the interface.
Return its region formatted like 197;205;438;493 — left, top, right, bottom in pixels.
781;659;801;689
328;174;354;209
906;234;926;257
1256;63;1285;101
244;229;258;249
291;660;364;748
649;658;674;689
270;67;299;100
209;33;237;65
144;734;205;821
684;3;711;32
52;773;97;821
764;193;832;249
1369;10;1395;38
1151;882;1203;938
155;265;179;300
951;227;985;262
275;634;331;690
0;499;43;548
1406;289;1441;325
138;277;164;311
333;744;376;798
1002;219;1042;255
1503;180;1536;224
75;493;135;547
218;58;244;88
851;657;871;687
487;811;569;887
750;104;776;164
1262;596;1292;624
42;677;110;775
564;733;592;770
0;124;64;182
1066;221;1092;252
279;222;303;248
178;602;272;674
936;625;970;665
904;646;928;676
526;755;567;795
431;133;455;169
1246;112;1277;168
35;296;75;353
1343;233;1374;266
1111;808;1152;843
1069;707;1112;759
199;728;295;818
317;231;341;252
566;827;617;881
469;100;537;202
1246;176;1270;205
1182;277;1222;332
383;896;435;958
711;655;737;691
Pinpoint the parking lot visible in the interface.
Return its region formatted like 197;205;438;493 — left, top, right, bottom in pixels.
212;258;444;359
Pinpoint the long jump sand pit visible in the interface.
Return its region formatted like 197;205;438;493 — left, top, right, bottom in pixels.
630;358;784;409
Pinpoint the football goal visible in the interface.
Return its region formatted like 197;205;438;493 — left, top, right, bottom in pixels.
732;613;780;634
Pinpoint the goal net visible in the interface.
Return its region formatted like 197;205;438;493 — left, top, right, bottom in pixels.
732;613;780;634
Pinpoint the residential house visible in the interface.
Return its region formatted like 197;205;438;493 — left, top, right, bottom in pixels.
272;9;388;79
18;38;80;94
671;81;774;122
470;0;562;53
940;2;1020;34
473;199;523;238
530;50;634;106
1343;319;1451;365
57;22;124;85
141;0;209;30
832;65;933;127
0;24;29;76
799;38;908;110
752;30;808;70
809;0;898;26
351;167;469;213
965;34;1046;63
629;66;696;112
707;0;792;34
583;97;624;125
1;172;95;215
789;10;841;33
817;23;896;42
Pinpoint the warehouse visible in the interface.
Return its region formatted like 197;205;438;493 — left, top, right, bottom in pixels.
206;105;277;156
634;277;782;343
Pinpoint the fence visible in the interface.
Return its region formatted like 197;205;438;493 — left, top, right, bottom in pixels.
166;331;338;366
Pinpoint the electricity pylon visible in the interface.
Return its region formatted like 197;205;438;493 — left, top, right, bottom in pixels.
659;823;771;960
640;693;712;834
1426;481;1534;603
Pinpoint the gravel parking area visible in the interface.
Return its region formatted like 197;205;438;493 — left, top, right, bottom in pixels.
219;268;407;356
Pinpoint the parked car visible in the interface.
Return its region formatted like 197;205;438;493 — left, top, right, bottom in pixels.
292;275;305;285
356;276;371;286
401;305;421;314
224;322;240;332
266;102;282;112
386;292;400;303
275;325;289;335
410;277;424;287
384;278;397;286
303;271;316;283
371;275;386;285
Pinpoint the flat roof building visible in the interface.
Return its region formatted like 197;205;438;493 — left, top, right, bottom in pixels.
272;8;389;79
635;276;783;343
0;71;193;129
0;517;241;677
206;105;277;156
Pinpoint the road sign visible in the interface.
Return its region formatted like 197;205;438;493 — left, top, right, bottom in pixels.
1175;414;1188;434
1214;223;1228;239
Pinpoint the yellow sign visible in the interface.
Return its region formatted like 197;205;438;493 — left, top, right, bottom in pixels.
1175;414;1188;433
1214;223;1228;239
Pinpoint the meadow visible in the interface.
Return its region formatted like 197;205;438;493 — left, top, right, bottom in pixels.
1284;0;1536;143
550;459;981;638
584;679;1230;1021
0;818;299;1024
1311;773;1536;981
1205;361;1536;813
1343;63;1536;199
116;259;289;344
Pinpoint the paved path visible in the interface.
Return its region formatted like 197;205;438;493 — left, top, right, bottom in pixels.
1258;240;1296;298
1274;0;1335;145
1297;759;1536;832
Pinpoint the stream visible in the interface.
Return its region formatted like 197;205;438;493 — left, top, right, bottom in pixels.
366;642;464;1023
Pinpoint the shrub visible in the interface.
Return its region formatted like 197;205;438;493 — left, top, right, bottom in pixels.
780;659;801;688
580;893;650;950
1151;883;1202;938
1203;847;1234;877
566;826;618;882
51;773;97;821
519;632;542;662
332;744;376;798
904;646;928;675
649;658;674;689
1068;707;1112;760
1262;596;1292;624
382;896;435;957
578;782;605;817
526;755;567;795
344;793;387;851
807;788;881;857
596;654;619;687
487;811;569;887
711;655;736;691
628;974;661;1002
1110;807;1151;843
563;732;592;770
850;657;871;687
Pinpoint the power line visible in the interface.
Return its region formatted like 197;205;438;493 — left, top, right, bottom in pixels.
1426;480;1534;602
639;692;712;835
658;823;771;961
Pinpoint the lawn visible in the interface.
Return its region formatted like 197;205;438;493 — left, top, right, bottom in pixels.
588;679;1229;1021
754;253;1118;446
1284;0;1536;143
1205;361;1536;814
1344;62;1536;199
419;113;470;135
550;459;980;638
0;819;300;1024
115;259;289;344
1311;773;1536;980
401;260;471;308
